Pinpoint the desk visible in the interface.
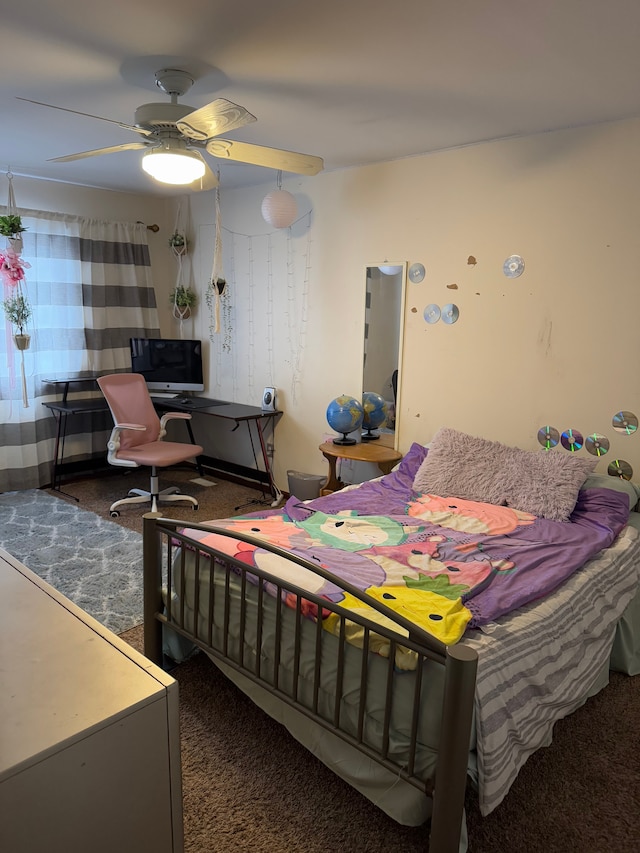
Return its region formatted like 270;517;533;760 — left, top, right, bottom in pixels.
43;395;110;496
152;397;283;505
43;378;108;490
319;434;403;494
43;381;282;504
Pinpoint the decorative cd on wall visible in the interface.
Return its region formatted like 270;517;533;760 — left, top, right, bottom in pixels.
612;411;638;434
560;429;584;452
585;433;610;457
608;459;634;480
409;263;426;283
537;426;560;450
441;303;460;324
423;304;441;324
503;254;525;278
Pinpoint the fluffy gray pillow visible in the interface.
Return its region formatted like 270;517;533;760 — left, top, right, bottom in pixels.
413;427;597;522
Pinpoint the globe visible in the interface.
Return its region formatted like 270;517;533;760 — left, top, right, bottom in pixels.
326;395;364;445
361;391;388;440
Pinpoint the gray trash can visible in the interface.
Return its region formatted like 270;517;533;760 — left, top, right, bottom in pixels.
287;470;325;501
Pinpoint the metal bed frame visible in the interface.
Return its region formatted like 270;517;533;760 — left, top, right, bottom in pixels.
143;516;478;853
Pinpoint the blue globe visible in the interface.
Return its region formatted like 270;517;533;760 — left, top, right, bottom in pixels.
362;391;388;433
326;395;364;444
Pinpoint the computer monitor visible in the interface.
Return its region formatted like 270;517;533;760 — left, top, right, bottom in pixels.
129;337;204;393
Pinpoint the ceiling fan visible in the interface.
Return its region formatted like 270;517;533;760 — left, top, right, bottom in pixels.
17;69;324;188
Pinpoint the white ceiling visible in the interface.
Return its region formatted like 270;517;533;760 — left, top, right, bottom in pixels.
4;0;640;196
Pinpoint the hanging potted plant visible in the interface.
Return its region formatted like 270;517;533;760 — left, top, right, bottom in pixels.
168;231;188;256
169;284;197;320
205;278;231;349
3;292;32;349
0;214;27;253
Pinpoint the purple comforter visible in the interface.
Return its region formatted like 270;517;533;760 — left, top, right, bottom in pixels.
190;442;630;642
280;443;628;630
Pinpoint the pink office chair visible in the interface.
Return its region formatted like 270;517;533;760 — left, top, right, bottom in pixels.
97;373;204;517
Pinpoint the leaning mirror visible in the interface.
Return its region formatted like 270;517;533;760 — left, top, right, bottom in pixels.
363;263;406;443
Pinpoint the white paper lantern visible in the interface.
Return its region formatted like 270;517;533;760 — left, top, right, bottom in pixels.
261;190;298;228
378;265;403;276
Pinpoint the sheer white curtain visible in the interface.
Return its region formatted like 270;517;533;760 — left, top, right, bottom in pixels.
0;209;159;491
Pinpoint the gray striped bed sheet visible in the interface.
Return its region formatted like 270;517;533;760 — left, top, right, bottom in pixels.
464;520;640;816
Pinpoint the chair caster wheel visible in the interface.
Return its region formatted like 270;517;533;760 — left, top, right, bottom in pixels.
110;510;120;518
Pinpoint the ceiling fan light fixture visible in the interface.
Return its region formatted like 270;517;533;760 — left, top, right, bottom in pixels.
142;148;205;185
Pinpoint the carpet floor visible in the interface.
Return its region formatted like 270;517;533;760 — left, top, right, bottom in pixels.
12;472;640;852
119;623;640;853
44;466;274;536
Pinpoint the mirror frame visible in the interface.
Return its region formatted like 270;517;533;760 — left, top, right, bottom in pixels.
363;262;407;450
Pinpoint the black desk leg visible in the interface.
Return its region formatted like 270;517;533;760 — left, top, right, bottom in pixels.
256;417;282;503
233;416;283;511
50;410;79;501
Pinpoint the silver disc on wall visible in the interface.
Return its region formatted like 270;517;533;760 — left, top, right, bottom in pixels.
608;459;633;480
612;411;638;434
423;304;441;324
585;433;610;457
441;303;459;324
537;426;560;450
560;429;583;452
409;263;425;283
503;255;525;278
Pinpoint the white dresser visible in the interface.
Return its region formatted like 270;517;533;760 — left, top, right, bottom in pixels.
0;548;184;853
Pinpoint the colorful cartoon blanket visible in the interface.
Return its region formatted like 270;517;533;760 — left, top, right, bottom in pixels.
180;443;631;654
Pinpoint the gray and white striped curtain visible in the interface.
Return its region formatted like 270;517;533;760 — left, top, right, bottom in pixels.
0;209;160;491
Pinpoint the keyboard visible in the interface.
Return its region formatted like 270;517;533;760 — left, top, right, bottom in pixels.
150;392;179;399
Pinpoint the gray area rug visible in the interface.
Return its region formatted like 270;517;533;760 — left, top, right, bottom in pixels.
0;489;143;633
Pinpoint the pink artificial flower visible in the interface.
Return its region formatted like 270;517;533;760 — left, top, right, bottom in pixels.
0;248;30;287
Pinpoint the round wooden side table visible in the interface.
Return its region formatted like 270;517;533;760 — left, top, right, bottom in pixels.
319;434;403;493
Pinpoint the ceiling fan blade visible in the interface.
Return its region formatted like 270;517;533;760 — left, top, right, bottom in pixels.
48;142;149;163
16;97;153;137
190;151;219;191
205;138;323;176
176;99;257;141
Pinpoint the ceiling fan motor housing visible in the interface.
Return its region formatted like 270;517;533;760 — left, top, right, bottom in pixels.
135;102;196;133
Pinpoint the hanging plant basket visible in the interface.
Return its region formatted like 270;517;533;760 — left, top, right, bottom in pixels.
172;305;191;321
0;213;27;240
169;285;197;322
3;292;32;338
13;333;30;350
168;231;188;256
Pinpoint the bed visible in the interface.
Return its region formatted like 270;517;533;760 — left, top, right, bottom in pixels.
142;429;640;853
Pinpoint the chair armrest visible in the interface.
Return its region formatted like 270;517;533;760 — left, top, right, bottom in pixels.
106;422;146;467
159;411;192;436
160;412;192;425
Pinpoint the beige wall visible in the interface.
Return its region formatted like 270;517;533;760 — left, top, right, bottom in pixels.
15;115;640;492
181;117;640;490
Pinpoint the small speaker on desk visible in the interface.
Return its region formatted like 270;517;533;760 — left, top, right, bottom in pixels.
262;386;276;411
